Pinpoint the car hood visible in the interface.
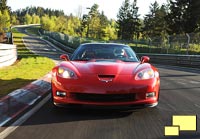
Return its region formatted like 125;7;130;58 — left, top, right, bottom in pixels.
67;61;143;75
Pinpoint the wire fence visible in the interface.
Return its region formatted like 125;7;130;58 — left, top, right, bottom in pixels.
40;29;200;55
113;33;200;55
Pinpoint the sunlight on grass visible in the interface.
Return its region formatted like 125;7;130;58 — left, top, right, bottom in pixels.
0;57;54;80
0;28;55;97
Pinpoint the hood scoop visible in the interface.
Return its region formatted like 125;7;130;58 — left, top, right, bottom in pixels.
98;75;115;78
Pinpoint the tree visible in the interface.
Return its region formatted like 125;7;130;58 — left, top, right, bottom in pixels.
81;4;103;39
65;14;81;36
54;15;68;33
24;13;32;24
41;14;56;31
102;20;118;40
143;2;169;47
0;0;11;33
36;7;44;17
13;6;65;24
191;1;200;32
0;11;3;32
87;4;100;38
81;14;88;37
129;0;141;39
70;16;81;36
11;14;18;25
154;4;170;47
0;10;11;32
90;15;101;38
117;0;141;40
0;0;9;12
99;11;109;39
167;0;200;34
143;1;160;37
117;0;131;39
81;5;116;40
32;14;40;24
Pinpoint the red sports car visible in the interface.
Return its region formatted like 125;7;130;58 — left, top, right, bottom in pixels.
51;43;160;108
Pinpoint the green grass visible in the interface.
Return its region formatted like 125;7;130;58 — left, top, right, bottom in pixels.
0;28;55;97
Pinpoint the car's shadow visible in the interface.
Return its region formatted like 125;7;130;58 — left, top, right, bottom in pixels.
19;99;150;126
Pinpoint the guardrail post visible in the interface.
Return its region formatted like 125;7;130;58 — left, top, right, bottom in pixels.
186;33;190;55
148;37;152;53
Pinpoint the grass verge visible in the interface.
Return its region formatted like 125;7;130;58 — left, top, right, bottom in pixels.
0;28;55;97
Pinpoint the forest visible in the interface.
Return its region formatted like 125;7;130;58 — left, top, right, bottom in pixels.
1;0;200;44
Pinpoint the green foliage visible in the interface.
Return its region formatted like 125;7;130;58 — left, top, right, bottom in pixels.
32;14;40;24
102;21;118;40
80;4;114;40
11;14;18;25
14;6;64;18
167;0;200;34
117;0;141;40
144;2;169;37
40;14;81;36
24;13;32;24
0;10;10;32
0;0;10;12
11;6;64;25
54;15;68;33
0;0;11;44
41;14;55;31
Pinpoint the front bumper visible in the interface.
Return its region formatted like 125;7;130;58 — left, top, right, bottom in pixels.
51;75;160;107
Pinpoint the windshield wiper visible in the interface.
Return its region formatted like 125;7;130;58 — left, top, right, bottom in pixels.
119;58;138;62
73;58;89;61
123;60;137;62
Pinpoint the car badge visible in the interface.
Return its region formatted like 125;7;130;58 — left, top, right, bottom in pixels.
99;79;113;83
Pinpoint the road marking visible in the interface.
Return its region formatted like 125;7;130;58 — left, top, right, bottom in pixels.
194;104;200;109
0;118;12;127
177;81;186;85
0;94;50;139
190;81;200;84
156;64;200;73
166;103;177;111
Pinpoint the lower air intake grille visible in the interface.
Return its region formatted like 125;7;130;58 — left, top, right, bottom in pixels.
73;93;136;102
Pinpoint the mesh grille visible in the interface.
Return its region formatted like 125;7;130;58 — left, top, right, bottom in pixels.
72;93;136;102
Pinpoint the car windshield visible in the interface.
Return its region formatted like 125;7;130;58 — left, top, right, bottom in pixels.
71;43;139;62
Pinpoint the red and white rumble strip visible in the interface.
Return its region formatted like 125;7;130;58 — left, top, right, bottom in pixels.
0;73;52;126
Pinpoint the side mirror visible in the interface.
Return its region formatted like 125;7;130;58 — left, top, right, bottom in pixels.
141;56;150;63
60;54;70;61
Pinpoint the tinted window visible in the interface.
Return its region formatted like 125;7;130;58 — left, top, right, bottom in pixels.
71;43;139;62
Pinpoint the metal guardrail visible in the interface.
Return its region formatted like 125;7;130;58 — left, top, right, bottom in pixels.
38;30;75;53
138;53;200;68
0;44;17;68
43;36;75;53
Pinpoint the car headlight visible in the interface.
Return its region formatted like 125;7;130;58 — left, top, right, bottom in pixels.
57;67;77;79
135;68;155;80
